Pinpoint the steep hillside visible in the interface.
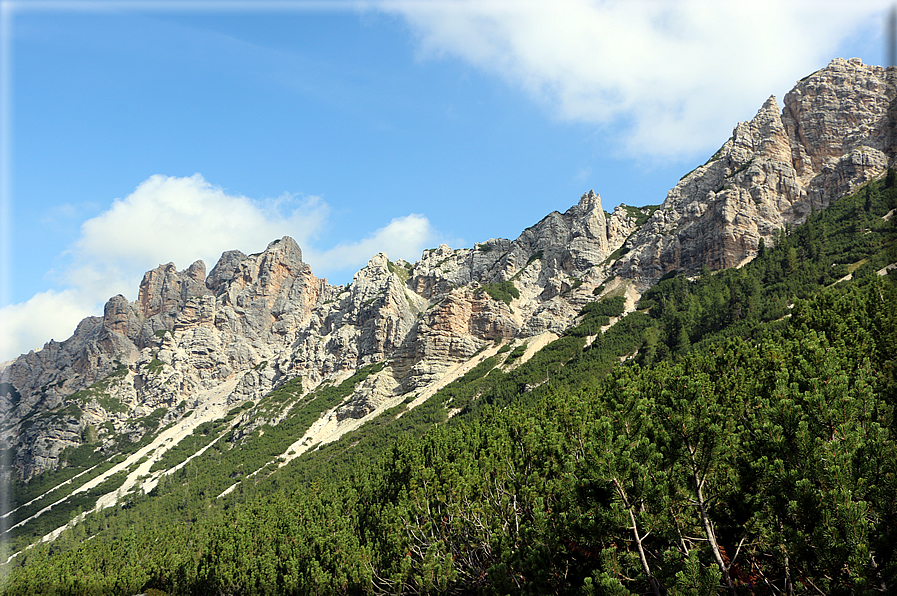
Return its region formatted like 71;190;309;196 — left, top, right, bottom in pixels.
1;57;896;588
4;58;894;490
2;147;894;596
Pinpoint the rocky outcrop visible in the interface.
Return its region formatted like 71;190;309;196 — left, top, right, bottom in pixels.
3;57;894;482
138;260;211;322
405;190;641;335
395;287;518;391
617;58;895;280
1;189;641;480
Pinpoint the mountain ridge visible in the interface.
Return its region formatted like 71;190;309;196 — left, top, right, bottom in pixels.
0;57;895;551
0;191;645;481
616;57;893;278
2;166;893;592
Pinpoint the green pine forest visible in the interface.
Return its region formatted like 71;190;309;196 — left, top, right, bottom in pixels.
1;173;896;595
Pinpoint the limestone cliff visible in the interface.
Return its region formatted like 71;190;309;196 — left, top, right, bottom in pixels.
617;57;895;280
0;191;639;479
2;57;894;484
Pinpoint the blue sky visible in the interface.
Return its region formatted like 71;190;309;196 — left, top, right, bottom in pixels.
0;0;891;360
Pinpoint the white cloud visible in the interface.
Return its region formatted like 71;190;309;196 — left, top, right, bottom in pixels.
73;173;329;289
1;174;442;361
383;0;890;159
38;173;334;332
305;213;442;278
0;289;96;363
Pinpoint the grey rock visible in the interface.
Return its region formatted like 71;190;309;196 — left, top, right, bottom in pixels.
617;58;894;280
4;57;894;481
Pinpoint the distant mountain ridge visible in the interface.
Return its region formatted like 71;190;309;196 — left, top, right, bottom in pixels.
0;55;893;502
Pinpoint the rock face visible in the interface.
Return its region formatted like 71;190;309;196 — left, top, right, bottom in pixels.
617;57;895;280
2;57;894;482
0;194;639;479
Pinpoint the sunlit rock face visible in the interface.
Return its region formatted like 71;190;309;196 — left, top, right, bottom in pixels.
617;57;894;280
1;188;640;480
3;57;893;480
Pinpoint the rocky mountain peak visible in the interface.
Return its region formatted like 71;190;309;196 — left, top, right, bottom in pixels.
573;188;603;215
727;95;791;163
616;57;894;280
205;250;248;295
138;260;212;322
3;57;895;485
568;189;609;243
785;57;894;176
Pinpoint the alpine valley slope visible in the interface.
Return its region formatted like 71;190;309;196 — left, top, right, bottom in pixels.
0;57;894;548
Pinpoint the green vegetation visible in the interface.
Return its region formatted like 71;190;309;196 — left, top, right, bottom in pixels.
255;376;303;414
706;138;731;164
386;259;411;282
227;402;254;417
800;68;822;82
42;403;83;422
5;274;894;594
574;294;626;329
80;425;98;445
1;174;895;595
96;397;127;414
622;203;659;226
505;343;527;361
68;365;129;404
4;452;132;553
732;157;753;175
149;419;231;473
679;138;733;181
145;358;165;375
603;243;629;264
565;275;583;292
5;404;170;544
476;280;520;305
131;408;169;433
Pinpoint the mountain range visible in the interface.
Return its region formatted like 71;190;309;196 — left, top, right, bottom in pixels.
0;57;896;594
